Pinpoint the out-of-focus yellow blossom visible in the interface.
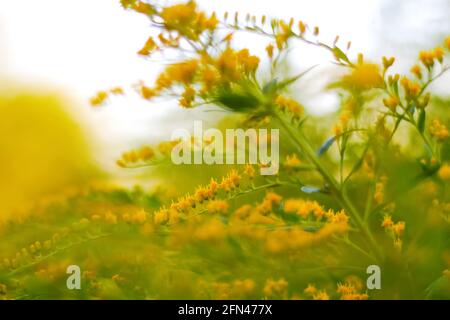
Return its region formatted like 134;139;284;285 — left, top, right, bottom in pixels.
410;64;422;79
206;200;229;214
445;36;450;50
313;290;329;300
138;36;158;56
400;77;421;100
160;2;217;40
383;95;399;111
284;154;301;170
243;164;256;179
381;215;393;228
304;284;317;296
263;278;288;298
438;164;450;181
179;86;196;108
194;219;226;241
266;43;274;58
275;95;304;119
342;63;383;90
429;119;450;141
284;199;326;219
256;192;282;215
374;176;388;205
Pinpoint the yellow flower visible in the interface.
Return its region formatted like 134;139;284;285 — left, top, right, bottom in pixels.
263;278;288;298
438;164;450;181
140;85;156;100
304;284;317;296
341;293;369;300
383;96;399;111
200;67;220;91
154;208;169;225
313;290;329;300
104;211;118;224
237;49;260;73
275;95;304;119
206;200;229;214
138;36;157;56
298;21;307;35
216;48;240;81
243;164;256;178
234;204;253;220
90;91;108;106
374;177;387;205
392;221;405;237
445;36;450;51
264;191;282;206
410;64;422;79
266;43;274;58
131;209;148;224
342;63;383;90
194;219;226;241
381;215;393;228
433;47;444;63
419;50;435;68
161;2;198;32
429;119;450;141
179;86;196;108
166;60;199;85
284;199;327;220
0;283;7;295
284;154;301;169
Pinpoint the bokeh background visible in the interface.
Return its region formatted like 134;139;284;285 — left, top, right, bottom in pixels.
1;0;450;218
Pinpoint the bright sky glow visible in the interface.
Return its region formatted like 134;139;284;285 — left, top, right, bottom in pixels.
0;0;448;170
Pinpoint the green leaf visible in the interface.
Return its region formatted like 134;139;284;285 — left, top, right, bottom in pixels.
418;109;426;134
214;89;260;112
332;46;351;64
277;65;318;90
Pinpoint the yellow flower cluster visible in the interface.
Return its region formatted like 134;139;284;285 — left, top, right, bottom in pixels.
275;95;304;120
137;36;158;56
255;191;283;215
116;141;179;167
284;198;326;219
429;119;450;141
284;199;349;224
382;215;405;249
438;163;450;181
159;60;199;88
152;169;243;226
206;200;229;215
336;281;368;300
138;47;260;107
264;222;349;254
210;279;255;299
400;77;421;101
303;284;329;300
419;47;444;68
160;2;218;40
284;153;301;170
374;176;388;205
90;87;124;106
342;63;383;90
382;95;399;111
263;278;288;298
116;146;154;167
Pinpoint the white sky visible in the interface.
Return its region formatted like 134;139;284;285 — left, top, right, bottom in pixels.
0;0;448;171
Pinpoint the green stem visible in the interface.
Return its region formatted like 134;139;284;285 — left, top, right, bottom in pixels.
274;113;383;262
